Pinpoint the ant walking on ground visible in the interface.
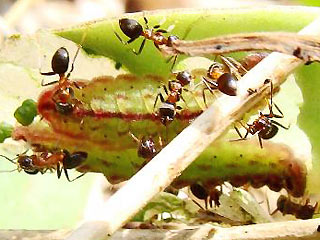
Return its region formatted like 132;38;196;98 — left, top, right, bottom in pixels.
0;149;87;182
233;79;289;148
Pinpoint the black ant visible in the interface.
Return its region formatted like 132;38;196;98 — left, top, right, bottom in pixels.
0;149;87;182
190;183;222;210
271;195;318;220
201;56;247;106
233;80;289;148
40;45;83;115
115;17;179;68
153;70;192;126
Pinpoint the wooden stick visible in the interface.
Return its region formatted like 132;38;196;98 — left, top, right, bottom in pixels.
65;15;320;240
2;218;320;240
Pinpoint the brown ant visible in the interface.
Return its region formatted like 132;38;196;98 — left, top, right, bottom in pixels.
0;149;87;182
271;195;318;220
154;70;192;126
201;56;247;106
115;17;179;68
233;80;289;148
190;183;222;210
40;45;83;115
129;132;162;167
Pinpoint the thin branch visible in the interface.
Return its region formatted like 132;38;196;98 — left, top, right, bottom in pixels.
65;15;320;240
2;218;320;240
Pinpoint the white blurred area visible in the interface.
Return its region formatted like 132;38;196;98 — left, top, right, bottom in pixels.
0;0;289;39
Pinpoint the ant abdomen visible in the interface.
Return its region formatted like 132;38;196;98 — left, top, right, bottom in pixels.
51;47;69;75
63;151;88;169
119;18;143;40
217;73;237;96
259;124;279;140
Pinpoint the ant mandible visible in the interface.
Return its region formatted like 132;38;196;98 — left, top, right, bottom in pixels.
40;44;83;115
233;80;289;148
115;17;179;68
0;149;87;182
271;195;318;220
153;70;192;126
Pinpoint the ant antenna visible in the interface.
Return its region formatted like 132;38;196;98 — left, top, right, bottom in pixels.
0;154;17;164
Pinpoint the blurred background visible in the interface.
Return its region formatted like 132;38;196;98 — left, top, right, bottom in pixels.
0;0;318;231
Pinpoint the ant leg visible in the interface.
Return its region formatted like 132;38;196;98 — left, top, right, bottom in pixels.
153;93;165;110
66;31;87;79
41;79;59;86
57;163;62;179
40;71;56;76
234;126;243;138
65;168;86;182
170;55;178;71
155;29;168;33
272;102;284;118
132;38;146;55
143;16;149;29
270;120;290;130
258;135;263;149
129;131;140;143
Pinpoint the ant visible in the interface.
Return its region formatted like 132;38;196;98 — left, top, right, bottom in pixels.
201;56;247;106
153;70;192;126
233;80;289;148
40;44;83;115
190;183;222;210
129;132;162;167
0;149;87;182
271;195;318;220
115;17;179;69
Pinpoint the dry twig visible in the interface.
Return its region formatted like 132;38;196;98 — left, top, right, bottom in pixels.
65;15;320;240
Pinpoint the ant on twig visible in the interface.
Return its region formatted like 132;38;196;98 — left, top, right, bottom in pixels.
233;80;289;148
115;16;189;70
0;149;87;182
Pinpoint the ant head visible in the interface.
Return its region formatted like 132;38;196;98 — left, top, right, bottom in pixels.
217;73;237;96
176;70;191;86
17;155;39;174
167;35;179;47
190;183;208;200
119;18;143;40
138;137;157;159
159;102;175;125
51;47;70;75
